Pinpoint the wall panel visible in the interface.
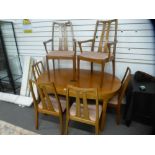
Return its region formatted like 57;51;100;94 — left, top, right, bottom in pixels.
2;19;155;79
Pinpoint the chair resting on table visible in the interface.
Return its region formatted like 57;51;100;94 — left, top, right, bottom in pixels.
43;21;76;81
77;19;118;86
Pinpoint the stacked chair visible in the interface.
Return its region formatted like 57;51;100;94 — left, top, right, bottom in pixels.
77;19;118;86
43;21;76;81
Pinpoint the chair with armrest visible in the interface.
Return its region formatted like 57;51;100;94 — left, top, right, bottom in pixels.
108;67;131;125
29;80;66;134
77;19;118;86
43;21;76;81
65;85;102;134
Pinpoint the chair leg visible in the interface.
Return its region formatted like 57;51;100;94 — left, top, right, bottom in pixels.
65;117;69;135
52;59;55;71
100;99;108;131
72;57;76;81
91;62;93;73
59;115;63;134
46;56;50;81
112;59;115;77
77;56;80;80
116;107;121;125
100;111;106;131
95;122;99;135
35;111;39;130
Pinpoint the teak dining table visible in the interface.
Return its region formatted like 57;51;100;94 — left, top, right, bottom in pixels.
37;68;121;131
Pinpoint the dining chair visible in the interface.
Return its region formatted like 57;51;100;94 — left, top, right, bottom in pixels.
43;21;76;81
65;85;102;134
108;67;131;125
29;80;66;134
77;19;118;86
32;61;45;81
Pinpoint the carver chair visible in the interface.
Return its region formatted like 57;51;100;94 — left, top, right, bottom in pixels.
43;21;76;81
77;19;118;86
108;67;131;125
29;80;66;134
65;85;102;135
32;61;45;81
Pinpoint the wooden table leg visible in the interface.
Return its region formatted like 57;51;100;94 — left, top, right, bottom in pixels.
100;98;109;131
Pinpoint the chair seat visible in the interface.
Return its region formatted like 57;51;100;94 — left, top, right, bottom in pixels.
70;102;102;121
109;95;118;105
38;96;66;113
79;52;113;61
47;51;75;59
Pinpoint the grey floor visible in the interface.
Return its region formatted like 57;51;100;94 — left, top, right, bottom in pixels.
0;101;152;135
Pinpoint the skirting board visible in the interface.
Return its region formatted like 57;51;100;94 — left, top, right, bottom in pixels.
0;92;33;107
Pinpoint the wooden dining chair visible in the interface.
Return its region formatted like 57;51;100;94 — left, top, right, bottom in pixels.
77;19;118;86
32;61;45;81
65;85;102;134
108;67;131;125
29;80;66;134
43;21;76;81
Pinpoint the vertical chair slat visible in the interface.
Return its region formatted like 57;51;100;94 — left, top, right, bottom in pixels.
76;91;81;117
37;86;47;110
92;20;99;51
41;86;55;111
98;22;106;52
83;92;89;120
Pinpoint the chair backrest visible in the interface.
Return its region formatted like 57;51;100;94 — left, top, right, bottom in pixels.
118;67;131;104
29;80;39;110
37;82;63;113
66;85;99;121
92;19;118;55
52;21;75;51
32;61;45;81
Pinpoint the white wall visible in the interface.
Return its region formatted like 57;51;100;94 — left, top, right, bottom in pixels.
2;19;155;80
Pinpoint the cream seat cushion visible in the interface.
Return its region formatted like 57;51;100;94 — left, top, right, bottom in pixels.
79;52;113;60
70;102;102;121
47;51;75;58
38;96;66;113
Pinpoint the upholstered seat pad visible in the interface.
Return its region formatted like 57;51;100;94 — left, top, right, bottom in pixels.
79;52;113;61
109;95;118;105
70;102;102;121
38;96;66;113
47;51;75;58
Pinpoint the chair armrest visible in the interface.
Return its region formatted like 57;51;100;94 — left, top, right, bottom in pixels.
78;39;94;53
43;39;53;54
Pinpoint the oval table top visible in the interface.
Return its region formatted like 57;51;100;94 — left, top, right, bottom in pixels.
37;68;121;100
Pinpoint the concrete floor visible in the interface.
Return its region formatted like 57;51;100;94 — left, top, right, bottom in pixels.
0;101;152;135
